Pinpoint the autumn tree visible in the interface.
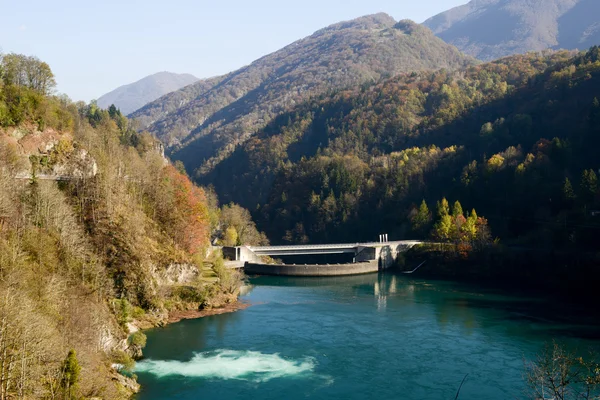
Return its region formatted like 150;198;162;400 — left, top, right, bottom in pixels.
224;226;239;246
452;200;464;218
220;203;268;246
432;198;492;251
161;165;210;254
437;197;450;218
433;198;454;241
526;342;600;400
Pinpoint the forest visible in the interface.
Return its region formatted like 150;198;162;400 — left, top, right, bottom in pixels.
0;53;264;399
131;16;474;180
201;47;600;294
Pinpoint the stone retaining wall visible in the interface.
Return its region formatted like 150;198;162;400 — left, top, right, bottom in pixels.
244;261;380;277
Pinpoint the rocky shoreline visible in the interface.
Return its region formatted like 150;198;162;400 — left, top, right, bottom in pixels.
167;301;251;324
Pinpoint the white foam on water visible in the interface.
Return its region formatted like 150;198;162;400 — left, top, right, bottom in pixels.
135;350;316;382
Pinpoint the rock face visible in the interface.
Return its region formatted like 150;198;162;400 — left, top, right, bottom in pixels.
423;0;600;60
130;14;475;177
1;125;98;180
97;71;199;115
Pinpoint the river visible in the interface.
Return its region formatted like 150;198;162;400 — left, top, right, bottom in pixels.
135;273;600;399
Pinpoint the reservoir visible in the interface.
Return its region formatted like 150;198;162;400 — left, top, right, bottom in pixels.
135;273;600;399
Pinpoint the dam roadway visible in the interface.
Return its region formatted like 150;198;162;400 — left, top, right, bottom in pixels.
223;240;423;276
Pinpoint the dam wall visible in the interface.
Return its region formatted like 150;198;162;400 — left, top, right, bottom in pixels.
244;261;380;277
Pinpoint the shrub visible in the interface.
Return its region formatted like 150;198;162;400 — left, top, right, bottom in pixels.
128;332;147;348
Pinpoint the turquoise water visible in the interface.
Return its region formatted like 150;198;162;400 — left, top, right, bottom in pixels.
135;273;600;399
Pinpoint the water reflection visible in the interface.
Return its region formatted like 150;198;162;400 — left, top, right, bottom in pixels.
248;272;600;341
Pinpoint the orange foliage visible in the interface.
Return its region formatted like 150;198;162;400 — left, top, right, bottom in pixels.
163;165;210;254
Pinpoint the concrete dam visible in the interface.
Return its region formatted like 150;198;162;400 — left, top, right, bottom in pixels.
222;241;422;276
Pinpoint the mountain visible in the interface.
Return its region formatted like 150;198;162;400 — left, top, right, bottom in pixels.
200;46;600;294
97;71;199;115
423;0;600;61
203;47;600;248
130;14;475;176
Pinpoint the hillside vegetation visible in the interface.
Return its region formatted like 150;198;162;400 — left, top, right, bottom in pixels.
130;14;475;177
202;47;600;293
424;0;600;60
0;53;263;399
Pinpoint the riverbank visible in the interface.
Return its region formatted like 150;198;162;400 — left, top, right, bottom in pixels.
167;301;250;324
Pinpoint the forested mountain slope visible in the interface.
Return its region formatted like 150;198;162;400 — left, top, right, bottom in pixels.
97;71;199;115
0;53;263;399
203;47;600;259
424;0;600;60
130;14;475;176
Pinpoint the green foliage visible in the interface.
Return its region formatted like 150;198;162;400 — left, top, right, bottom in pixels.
452;201;464;218
580;169;598;204
563;177;576;201
61;350;81;399
1;53;56;94
128;332;147;348
437;198;450;219
411;200;432;234
135;14;474;177
111;350;135;372
431;198;492;254
196;47;600;256
0;52;252;399
219;203;268;246
113;298;132;329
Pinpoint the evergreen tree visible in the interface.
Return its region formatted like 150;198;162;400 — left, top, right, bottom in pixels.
61;349;80;399
580;169;598;204
563;177;576;202
411;199;432;234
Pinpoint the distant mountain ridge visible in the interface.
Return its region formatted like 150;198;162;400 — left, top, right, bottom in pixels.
130;13;475;177
424;0;600;60
97;71;199;115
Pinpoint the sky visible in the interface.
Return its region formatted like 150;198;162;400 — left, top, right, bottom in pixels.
1;0;468;102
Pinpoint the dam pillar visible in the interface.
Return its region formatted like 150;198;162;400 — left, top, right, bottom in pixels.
376;245;395;270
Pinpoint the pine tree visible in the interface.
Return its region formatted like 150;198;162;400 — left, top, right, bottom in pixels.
61;349;80;399
411;200;432;234
580;169;598;204
563;177;575;201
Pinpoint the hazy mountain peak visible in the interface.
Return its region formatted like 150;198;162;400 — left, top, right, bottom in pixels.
312;13;397;36
97;71;199;115
423;0;600;60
